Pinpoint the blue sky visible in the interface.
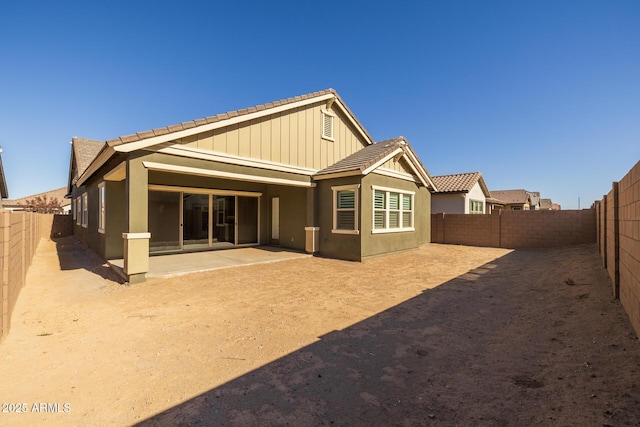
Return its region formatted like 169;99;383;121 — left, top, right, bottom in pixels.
1;1;638;209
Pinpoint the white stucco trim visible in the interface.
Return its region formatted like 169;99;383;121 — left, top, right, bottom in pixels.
142;161;315;188
122;232;151;239
371;168;417;182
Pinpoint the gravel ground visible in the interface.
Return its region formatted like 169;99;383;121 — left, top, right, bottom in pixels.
1;237;639;426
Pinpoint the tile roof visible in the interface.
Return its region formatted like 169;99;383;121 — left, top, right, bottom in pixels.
73;137;105;179
315;137;405;177
105;88;374;147
486;197;505;205
4;187;70;207
490;189;531;204
431;172;486;194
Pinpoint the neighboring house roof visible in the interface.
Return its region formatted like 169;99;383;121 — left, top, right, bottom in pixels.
4;187;70;208
431;172;490;197
314;137;436;189
528;191;541;206
486;197;505;205
74;89;376;187
490;189;531;205
540;198;553;210
0;149;8;199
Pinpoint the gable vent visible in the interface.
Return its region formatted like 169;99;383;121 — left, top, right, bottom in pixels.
322;110;334;141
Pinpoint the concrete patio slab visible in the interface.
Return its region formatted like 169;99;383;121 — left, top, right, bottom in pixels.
108;246;310;280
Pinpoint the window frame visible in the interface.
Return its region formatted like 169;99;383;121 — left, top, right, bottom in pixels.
321;110;335;141
75;196;81;225
98;182;106;233
81;192;88;228
371;185;415;234
469;199;484;214
331;184;360;235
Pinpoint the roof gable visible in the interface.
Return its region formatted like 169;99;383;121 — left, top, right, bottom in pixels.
72;137;105;178
314;137;436;189
107;89;374;153
490;189;531;204
73;89;377;187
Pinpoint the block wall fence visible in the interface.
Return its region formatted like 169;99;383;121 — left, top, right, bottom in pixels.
431;209;596;249
596;160;640;337
0;212;61;339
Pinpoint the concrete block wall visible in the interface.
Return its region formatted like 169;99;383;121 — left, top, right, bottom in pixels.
431;209;595;249
0;212;48;339
596;160;640;337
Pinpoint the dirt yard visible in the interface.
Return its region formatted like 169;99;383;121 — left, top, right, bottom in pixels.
0;237;639;426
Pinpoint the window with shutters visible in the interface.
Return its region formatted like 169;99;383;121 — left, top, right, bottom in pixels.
372;186;414;233
322;110;335;141
332;184;359;234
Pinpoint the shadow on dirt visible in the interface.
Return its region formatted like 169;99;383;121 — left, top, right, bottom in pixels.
54;236;124;283
135;244;640;426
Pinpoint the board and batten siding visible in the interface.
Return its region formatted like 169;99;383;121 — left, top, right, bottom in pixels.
179;102;368;170
380;157;413;174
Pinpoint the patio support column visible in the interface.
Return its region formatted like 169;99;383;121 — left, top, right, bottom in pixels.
304;186;319;253
123;157;149;284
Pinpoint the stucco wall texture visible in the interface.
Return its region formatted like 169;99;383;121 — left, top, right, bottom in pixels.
597;160;640;337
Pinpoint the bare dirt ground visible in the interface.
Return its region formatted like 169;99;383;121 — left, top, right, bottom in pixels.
1;237;639;426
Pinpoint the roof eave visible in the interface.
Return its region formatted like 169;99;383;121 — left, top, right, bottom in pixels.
75;146;116;187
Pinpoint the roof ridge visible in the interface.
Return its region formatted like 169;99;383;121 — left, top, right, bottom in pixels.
105;88;362;147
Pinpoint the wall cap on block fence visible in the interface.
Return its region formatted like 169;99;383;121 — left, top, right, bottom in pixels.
122;232;151;240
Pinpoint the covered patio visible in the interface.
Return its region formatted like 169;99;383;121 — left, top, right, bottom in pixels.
108;246;309;281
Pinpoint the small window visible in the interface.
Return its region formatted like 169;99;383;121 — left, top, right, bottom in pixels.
469;199;484;214
322;110;334;141
81;193;88;228
372;186;414;233
98;183;106;233
332;184;359;234
76;197;81;225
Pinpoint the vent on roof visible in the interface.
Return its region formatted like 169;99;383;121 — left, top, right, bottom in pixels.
322;110;335;141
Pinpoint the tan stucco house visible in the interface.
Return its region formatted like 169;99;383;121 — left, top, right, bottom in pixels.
431;172;490;214
67;89;436;283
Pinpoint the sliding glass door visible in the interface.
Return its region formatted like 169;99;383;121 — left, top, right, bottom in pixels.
212;195;235;247
183;194;210;250
149;188;259;253
149;191;181;252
